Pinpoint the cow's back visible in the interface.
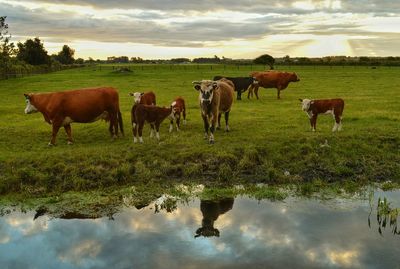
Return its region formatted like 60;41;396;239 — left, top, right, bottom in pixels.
53;87;119;122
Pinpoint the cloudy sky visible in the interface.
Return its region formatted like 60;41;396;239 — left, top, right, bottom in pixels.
2;0;400;59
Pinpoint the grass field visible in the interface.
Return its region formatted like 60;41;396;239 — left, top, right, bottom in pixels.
0;64;399;199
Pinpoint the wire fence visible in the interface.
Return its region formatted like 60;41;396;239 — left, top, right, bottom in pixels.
0;64;86;80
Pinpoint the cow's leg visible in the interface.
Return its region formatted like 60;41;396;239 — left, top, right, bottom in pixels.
254;85;260;99
64;124;73;145
183;110;186;125
132;121;138;143
209;114;218;144
202;115;209;140
150;123;155;138
237;90;242;100
49;122;62;146
311;115;318;132
176;114;181;131
155;123;161;141
169;119;174;133
333;113;342;132
217;113;222;130
224;111;230;132
247;85;253;99
277;89;281;99
138;122;144;143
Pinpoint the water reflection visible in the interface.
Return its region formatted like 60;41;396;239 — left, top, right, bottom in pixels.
195;198;234;238
0;190;399;269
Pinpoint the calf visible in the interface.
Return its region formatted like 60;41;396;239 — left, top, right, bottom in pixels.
212;76;257;100
131;104;174;143
193;79;234;144
299;98;345;132
249;71;300;99
129;91;156;105
169;97;186;132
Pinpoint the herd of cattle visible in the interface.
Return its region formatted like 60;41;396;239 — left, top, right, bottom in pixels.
23;70;345;145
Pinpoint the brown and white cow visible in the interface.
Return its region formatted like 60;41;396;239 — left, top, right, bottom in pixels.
249;71;300;99
129;91;156;105
24;87;124;145
299;98;345;132
193;79;234;144
169;97;186;132
131;104;175;143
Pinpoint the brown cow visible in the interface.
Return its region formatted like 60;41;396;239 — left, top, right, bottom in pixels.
299;98;345;132
129;91;156;105
249;71;300;99
24;87;123;145
169;97;186;132
131;104;175;143
192;79;234;144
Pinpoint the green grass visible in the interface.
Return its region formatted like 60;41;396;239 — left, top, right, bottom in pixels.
0;64;399;199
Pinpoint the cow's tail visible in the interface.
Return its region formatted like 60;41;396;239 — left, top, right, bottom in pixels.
117;110;124;136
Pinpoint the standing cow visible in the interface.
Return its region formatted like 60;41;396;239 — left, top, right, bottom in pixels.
249;71;300;99
169;97;186;132
193;79;234;144
299;98;345;132
212;76;257;100
24;87;124;145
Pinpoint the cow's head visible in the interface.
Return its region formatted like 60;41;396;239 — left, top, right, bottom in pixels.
193;80;218;106
291;72;300;82
24;93;38;114
129;92;144;104
171;101;179;117
252;77;259;85
299;98;312;111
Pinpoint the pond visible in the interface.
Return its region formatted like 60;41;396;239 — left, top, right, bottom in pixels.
0;189;399;269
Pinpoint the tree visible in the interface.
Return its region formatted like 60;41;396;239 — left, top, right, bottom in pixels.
254;54;275;69
0;16;16;64
17;37;50;65
55;45;75;64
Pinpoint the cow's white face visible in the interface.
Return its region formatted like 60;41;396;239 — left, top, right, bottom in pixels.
300;98;312;111
130;92;143;104
193;80;218;105
24;95;38;114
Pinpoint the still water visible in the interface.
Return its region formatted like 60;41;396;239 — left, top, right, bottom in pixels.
0;190;399;269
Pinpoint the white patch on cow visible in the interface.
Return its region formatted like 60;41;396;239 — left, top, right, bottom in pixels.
301;99;312;111
150;129;154;138
67;141;73;145
332;122;339;132
139;137;143;143
169;124;173;133
324;109;333;115
312;128;316;132
62;117;73;126
156;132;160;140
204;132;208;140
209;133;214;143
132;92;142;104
134;137;138;143
132;123;136;128
171;101;176;107
225;125;230;132
307;111;313;119
24;99;38;114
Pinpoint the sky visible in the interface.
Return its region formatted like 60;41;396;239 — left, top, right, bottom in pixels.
1;0;400;60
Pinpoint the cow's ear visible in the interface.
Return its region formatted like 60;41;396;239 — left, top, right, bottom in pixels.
194;85;201;91
212;82;218;89
310;101;314;105
140;93;144;96
299;98;303;102
24;93;30;100
128;92;134;96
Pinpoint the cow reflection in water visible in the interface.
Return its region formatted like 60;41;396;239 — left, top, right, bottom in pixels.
195;198;234;238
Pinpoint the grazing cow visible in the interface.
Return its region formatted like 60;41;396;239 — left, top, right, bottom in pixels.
249;71;300;99
169;97;186;132
212;76;257;100
195;198;234;238
193;79;234;144
129;91;156;105
131;104;175;143
299;98;345;132
24;87;123;145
